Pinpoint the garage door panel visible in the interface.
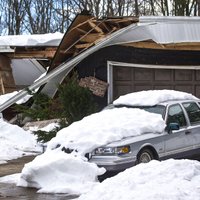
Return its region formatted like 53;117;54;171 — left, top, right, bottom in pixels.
135;85;152;91
153;85;173;90
113;67;132;81
174;85;194;93
114;85;132;99
195;71;200;81
155;69;172;81
175;70;193;81
134;68;153;81
195;85;200;97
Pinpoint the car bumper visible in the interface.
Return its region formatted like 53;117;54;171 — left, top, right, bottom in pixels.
89;155;137;172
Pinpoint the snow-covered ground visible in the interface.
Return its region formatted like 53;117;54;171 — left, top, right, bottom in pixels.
0;119;41;164
1;159;200;200
0;90;200;200
78;159;200;200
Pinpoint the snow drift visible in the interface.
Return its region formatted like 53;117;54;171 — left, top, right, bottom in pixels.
78;159;200;200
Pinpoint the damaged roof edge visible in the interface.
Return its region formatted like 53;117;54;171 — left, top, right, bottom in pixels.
1;16;200;113
140;16;200;23
0;22;139;112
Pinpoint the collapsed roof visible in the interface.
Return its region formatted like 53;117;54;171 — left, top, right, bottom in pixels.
1;14;200;113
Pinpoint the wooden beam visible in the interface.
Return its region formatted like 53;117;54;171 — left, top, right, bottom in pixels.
7;50;56;59
59;49;75;55
75;43;93;49
76;27;88;34
80;33;104;43
124;41;200;51
88;21;104;33
123;41;165;49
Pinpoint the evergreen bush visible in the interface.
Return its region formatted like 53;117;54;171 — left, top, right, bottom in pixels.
17;72;98;143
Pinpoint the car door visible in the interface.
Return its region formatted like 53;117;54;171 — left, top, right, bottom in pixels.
163;103;194;158
182;102;200;153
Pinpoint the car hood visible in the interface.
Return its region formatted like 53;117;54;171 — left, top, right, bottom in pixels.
104;132;166;147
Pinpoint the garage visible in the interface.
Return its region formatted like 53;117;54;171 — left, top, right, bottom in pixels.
109;62;200;102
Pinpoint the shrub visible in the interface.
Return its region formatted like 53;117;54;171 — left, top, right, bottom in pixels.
17;72;98;143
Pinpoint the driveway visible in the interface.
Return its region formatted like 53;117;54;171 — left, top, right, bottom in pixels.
0;156;78;200
0;155;35;177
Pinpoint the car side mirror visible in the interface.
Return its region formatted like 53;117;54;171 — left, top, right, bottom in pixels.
167;123;180;133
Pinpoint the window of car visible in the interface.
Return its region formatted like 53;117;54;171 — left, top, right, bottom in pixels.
182;102;200;125
167;104;187;127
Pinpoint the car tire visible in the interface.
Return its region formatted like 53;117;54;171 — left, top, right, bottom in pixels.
137;149;154;164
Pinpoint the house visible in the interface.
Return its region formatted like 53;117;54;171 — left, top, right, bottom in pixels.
0;33;62;93
1;14;200;116
0;33;62;119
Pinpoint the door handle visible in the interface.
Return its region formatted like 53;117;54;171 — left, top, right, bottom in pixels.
185;130;191;135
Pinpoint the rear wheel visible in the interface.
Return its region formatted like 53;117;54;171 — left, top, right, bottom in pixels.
137;149;154;164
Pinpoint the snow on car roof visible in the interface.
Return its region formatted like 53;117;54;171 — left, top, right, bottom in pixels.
113;90;199;107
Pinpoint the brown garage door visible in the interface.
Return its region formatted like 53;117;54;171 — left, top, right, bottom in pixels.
113;66;200;100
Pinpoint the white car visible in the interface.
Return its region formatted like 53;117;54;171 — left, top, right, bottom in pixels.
89;93;200;172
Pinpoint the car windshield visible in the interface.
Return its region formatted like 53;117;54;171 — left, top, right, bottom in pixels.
104;104;166;119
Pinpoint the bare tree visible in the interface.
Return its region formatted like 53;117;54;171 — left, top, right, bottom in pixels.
0;0;200;35
24;0;54;34
196;0;200;15
1;0;26;35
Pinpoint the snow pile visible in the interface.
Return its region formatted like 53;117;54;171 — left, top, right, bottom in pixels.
79;159;200;200
114;90;199;106
18;108;166;194
0;32;63;46
18;149;104;194
0;174;20;184
0;119;40;164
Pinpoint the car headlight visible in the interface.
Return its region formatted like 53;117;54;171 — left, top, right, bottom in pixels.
93;145;130;156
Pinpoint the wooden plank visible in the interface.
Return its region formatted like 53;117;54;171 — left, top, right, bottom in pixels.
80;33;104;43
124;41;200;51
7;50;56;59
88;21;104;33
68;17;95;35
75;43;93;49
123;41;165;49
76;27;88;34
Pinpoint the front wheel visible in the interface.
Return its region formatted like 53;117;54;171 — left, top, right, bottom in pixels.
137;149;154;164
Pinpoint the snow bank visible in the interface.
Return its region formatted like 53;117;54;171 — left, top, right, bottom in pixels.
79;159;200;200
18;149;104;194
18;108;166;194
0;174;20;184
0;119;41;164
114;90;199;106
